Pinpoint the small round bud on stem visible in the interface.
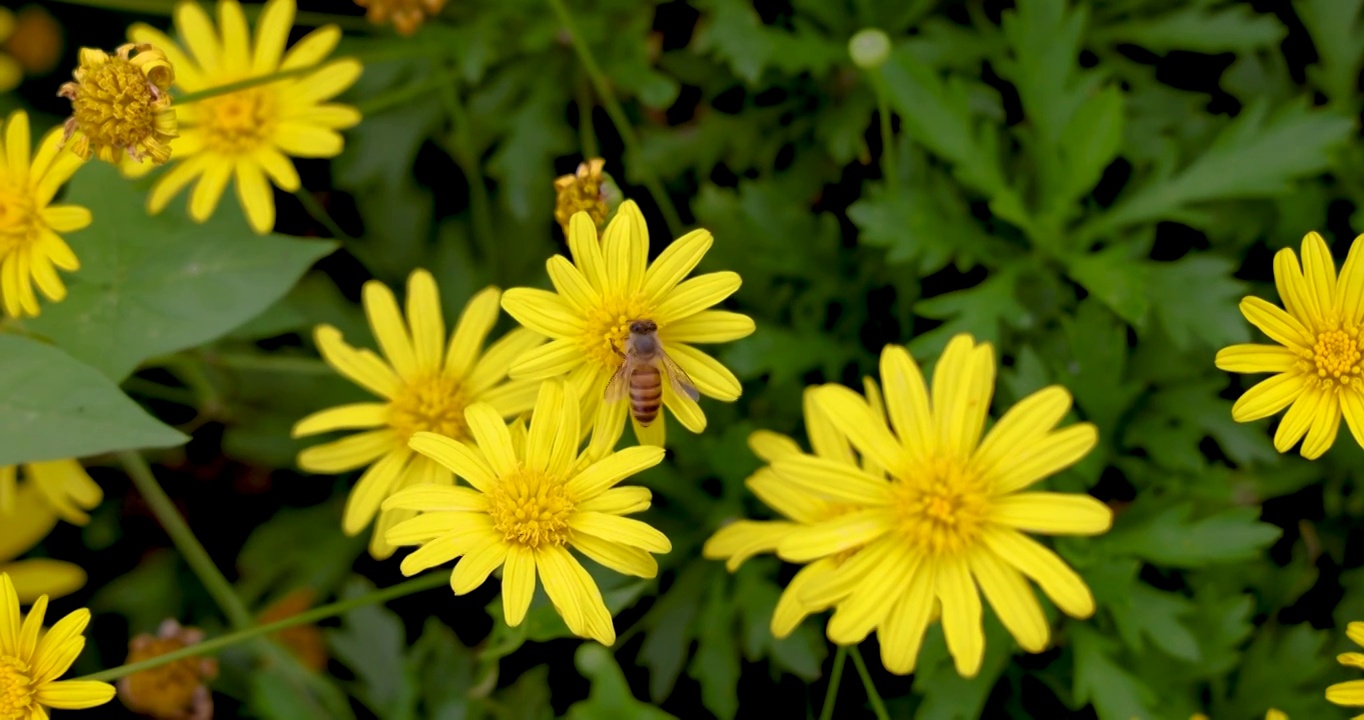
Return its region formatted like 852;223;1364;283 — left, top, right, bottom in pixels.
849;29;892;70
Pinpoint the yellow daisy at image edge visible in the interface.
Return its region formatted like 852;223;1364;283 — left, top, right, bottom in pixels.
0;110;90;320
1;459;103;526
0;485;86;605
384;379;672;645
0;573;116;718
293;269;543;559
1216;231;1364;459
1327;621;1364;716
765;335;1111;677
127;0;363;233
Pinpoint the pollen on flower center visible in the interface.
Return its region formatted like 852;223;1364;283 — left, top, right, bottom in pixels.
891;459;990;556
0;656;34;718
58;43;175;164
488;470;575;548
1311;329;1363;386
388;375;468;440
580;294;654;369
202;89;275;154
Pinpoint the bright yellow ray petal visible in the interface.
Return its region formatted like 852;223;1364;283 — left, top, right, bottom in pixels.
31;608;90;683
1274;245;1321;328
449;538;508;593
937;555;984;678
1240;296;1314;351
969;550;1048;652
658;310;755;344
826;547;918;645
381;484;487;513
1340;235;1364;324
407;432;497;493
1215;344;1300;374
510;338;582;379
984;527;1094;618
666;342;742;400
776;508;893;563
564;446;664;499
879;345;934;461
813;384;908;475
362;280;419;380
879;562;936;675
297;429;395;474
1340;390;1364;451
1302;390;1342;459
642;228;712;304
33;680;116;710
748;430;802;463
770;456;892;506
501;288;583;341
5;109;28;176
464;404;518;476
501;545;537;626
1275;386;1322;453
1231;372;1307;423
234;159;274;234
568;512;671;553
702;520;796;572
188;159;232;222
272;123;343;157
398;525;491;576
284;59;362;106
1327;679;1364;707
466;328;545;396
341;447;412;535
575;486;651;515
547;254;600;312
601;200;648;296
174;0;222;78
973;386;1072;479
988;493;1112;535
4;558;87;602
988;423;1098;495
803;386;856;465
251;0;292;73
402;270;444;371
573;532;658;577
746;467;828;524
1301;231;1339;320
217;0;250;69
280;23;340;71
567;213;608;292
771;558;838;638
654;271;742;323
314;325;402;399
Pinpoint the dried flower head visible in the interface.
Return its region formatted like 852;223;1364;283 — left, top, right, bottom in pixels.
4;5;63;76
58;43;176;165
354;0;448;35
117;620;216;720
257;589;328;671
553;158;613;234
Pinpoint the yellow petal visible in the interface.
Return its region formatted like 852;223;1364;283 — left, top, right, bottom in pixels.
1275;387;1322;453
188;160;232;222
509;338;580;379
381;484;487;512
879;561;936;675
362;280;419;380
989;424;1098;495
297;429;395;473
547;255;600;312
936;555;984;678
1301;231;1339;321
812;384;908;475
1232;372;1306;422
746;467;827;524
643;228;712;304
501;288;583;340
880;345;934;461
701;520;796;572
1275;245;1322;328
770;455;891;506
803;385;856;465
1240;296;1313;350
273;123;344;157
467;328;546;396
286;59;363;105
602;200;648;296
314;325;402;399
984;528;1094;618
292;402;388;437
575;486;651;515
398;524;492;575
251;0;293;73
280;23;340;71
988;493;1113;536
932;335;995;460
573;533;658;578
569;512;671;553
1215;343;1300;374
968;550;1048;653
1301;390;1341;459
1339;234;1364;324
748;430;802;463
1340;390;1364;451
464;404;518;476
564;446;664;499
501;545;537;626
408;432;497;493
33;680;116;710
826;546;917;645
568;212;608;292
776;508;893;563
234;159;274;234
5;110;28;177
973;386;1073;479
659;310;755;344
1327;679;1364;707
217;0;250;69
654;271;742;323
449;538;507;593
771;559;837;639
341;447;412;535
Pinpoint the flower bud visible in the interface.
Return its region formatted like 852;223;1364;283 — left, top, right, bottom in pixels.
849;29;891;70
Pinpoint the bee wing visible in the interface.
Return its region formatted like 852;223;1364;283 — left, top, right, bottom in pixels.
604;357;635;403
658;348;701;401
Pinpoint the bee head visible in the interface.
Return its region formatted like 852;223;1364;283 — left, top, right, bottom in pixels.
629;320;658;334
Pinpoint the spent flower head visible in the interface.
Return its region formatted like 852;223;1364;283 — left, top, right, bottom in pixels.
0;572;116;718
385;380;671;645
58;43;176;165
1216;231;1364;459
354;0;448;36
760;336;1110;677
293;269;542;559
502;202;755;449
0;110;90;319
553;158;615;235
117;619;216;720
126;0;363;233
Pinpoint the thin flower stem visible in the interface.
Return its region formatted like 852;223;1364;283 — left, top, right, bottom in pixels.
818;645;848;720
850;646;890;720
869;71;897;197
117;451;255;631
293;188;356;242
545;0;684;237
78;573;448;683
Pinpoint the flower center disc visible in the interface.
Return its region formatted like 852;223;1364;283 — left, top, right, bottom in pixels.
0;656;34;719
489;471;574;548
581;295;653;369
1313;329;1363;386
388;374;468;440
72;58;157;148
203;89;274;154
892;459;989;557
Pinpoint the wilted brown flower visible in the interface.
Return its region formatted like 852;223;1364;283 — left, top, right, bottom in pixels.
354;0;447;35
117;620;216;720
57;43;177;165
257;589;328;671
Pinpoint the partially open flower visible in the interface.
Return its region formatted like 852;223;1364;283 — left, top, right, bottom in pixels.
117;619;216;720
553;158;615;235
58;43;176;165
354;0;448;35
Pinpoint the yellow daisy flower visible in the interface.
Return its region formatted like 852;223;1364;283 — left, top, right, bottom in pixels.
1328;621;1364;715
0;459;102;526
293;269;543;559
0;572;116;717
0;110;89;319
1215;231;1364;459
384;380;671;645
0;485;86;604
58;43;177;165
127;0;363;234
501;202;755;448
703;383;886;637
769;336;1110;677
1191;713;1287;720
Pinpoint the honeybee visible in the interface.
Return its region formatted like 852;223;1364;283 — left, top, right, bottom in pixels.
604;320;700;426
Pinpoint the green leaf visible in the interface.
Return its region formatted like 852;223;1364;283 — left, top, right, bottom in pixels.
407;618;481;720
688;581;740;719
1146;255;1250;352
1094;4;1286;53
1054;85;1124;210
1298;0;1364;103
1111;583;1201;662
493;667;553;720
1104;503;1282;568
998;0;1090;152
1072;627;1158;720
1065;245;1151;329
328;577;418;720
1090;100;1353;235
0;334;186;466
639;561;712;701
848;177;985;273
911;267;1032;356
1057;299;1144;440
566;645;678;720
27;162;336;381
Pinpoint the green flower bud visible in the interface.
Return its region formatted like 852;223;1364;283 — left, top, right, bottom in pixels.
849;28;891;70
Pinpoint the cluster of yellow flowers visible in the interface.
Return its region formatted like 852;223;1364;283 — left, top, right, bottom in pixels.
9;1;1364;718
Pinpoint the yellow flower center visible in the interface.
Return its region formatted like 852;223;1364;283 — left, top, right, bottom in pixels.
488;470;575;548
891;458;990;556
122;637;203;716
59;44;175;164
201;89;275;155
0;656;34;719
0;182;38;253
1312;329;1363;386
554;158;609;232
581;294;654;369
388;374;468;440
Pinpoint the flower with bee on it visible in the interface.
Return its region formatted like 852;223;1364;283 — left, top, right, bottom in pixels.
58;42;177;165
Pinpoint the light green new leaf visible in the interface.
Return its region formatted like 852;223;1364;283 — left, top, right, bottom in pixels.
27;163;336;381
1105;504;1282;568
1089;99;1353;236
1093;4;1286;53
0;335;186;466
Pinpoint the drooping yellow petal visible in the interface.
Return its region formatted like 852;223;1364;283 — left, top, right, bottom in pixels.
568;512;671;553
983;527;1094;618
573;532;658;578
968;549;1048;652
1231;372;1307;423
1301;391;1342;459
937;555;984;678
448;539;508;593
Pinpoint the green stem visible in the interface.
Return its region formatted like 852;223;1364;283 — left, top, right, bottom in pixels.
78;573;448;683
869;71;897;197
293;189;355;242
433;62;497;278
818;646;848;720
118;451;255;631
121;376;198;407
545;0;684;237
850;646;890;720
577;80;599;159
203;351;334;375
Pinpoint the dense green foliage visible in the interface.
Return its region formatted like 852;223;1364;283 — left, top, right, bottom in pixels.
8;0;1364;717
